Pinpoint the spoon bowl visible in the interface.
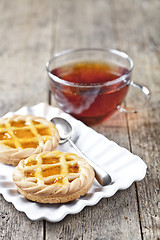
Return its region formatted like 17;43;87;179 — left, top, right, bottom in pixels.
51;117;112;186
51;117;72;144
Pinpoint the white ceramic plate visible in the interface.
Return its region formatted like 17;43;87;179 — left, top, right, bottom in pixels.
0;103;147;222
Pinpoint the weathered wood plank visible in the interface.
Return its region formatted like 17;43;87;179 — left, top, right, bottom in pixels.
46;186;142;240
47;0;142;239
0;199;44;240
0;0;54;115
119;0;160;239
0;0;56;239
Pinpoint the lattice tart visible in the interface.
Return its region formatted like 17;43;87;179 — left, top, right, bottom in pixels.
0;115;60;166
13;150;95;203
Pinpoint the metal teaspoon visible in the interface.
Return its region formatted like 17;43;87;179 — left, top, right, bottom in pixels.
51;117;112;186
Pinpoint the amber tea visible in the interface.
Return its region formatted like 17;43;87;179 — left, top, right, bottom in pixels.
49;61;129;125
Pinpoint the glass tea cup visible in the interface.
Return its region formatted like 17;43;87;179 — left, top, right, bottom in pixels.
46;48;150;125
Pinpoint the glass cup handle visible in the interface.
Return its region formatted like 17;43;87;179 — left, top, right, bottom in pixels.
119;81;151;113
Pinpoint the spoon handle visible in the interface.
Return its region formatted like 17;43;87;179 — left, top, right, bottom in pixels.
68;139;112;186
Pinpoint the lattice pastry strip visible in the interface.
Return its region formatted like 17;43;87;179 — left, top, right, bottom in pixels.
0;115;60;166
13;151;95;203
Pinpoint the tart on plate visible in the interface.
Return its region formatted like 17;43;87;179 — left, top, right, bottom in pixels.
0;115;60;166
13;150;95;203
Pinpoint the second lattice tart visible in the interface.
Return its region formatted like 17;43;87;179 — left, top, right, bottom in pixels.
13;150;95;203
0;115;60;166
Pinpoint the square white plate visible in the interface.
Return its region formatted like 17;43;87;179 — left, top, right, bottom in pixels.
0;103;147;222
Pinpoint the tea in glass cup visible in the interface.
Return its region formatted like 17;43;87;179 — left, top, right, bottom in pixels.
46;48;150;125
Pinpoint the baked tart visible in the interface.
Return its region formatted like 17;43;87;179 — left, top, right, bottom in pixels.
0;115;60;166
13;150;95;203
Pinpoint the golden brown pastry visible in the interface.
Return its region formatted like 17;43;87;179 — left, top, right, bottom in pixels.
0;115;60;166
13;150;95;203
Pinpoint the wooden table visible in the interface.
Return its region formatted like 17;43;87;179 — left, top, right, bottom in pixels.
0;0;159;239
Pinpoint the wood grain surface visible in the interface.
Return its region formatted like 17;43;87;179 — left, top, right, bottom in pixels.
0;0;159;240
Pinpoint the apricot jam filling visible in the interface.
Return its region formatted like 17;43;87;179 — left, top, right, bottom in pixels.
24;170;35;178
42;157;60;164
37;127;51;136
32;120;41;125
42;166;61;177
0;124;6;128
68;164;79;173
0;119;53;149
4;142;16;148
0;131;12;140
66;155;75;161
10;120;28;127
24;160;37;167
20;141;39;149
13;129;35;138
